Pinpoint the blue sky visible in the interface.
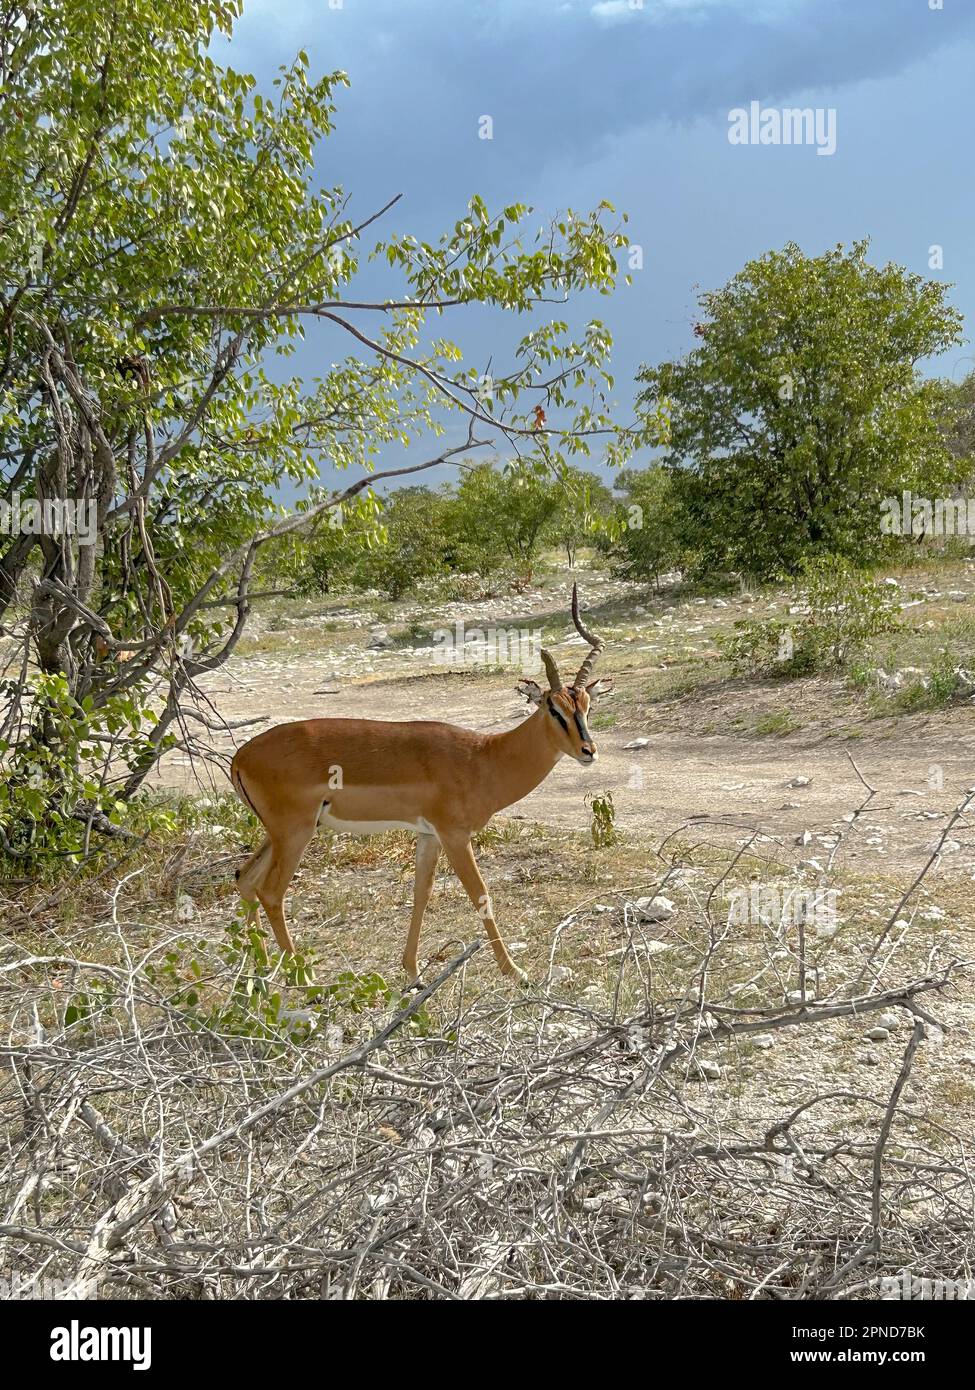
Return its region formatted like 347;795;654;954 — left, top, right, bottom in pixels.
217;0;975;490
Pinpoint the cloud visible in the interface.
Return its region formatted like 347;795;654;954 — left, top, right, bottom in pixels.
591;0;803;22
230;0;975;207
590;1;640;24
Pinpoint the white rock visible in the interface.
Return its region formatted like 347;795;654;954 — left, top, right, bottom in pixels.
175;894;196;922
752;1034;775;1049
864;1027;890;1042
789;776;811;788
631;895;675;923
623;738;651;750
549;965;574;984
692;1060;721;1081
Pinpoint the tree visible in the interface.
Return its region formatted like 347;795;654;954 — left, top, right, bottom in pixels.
636;242;963;578
0;2;642;865
941;369;975;472
349;487;449;599
607;467;684;588
276;491;383;597
550;469;614;568
449;464;561;584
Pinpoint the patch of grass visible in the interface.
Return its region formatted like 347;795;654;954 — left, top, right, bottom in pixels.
474;822;524;850
753;709;803;737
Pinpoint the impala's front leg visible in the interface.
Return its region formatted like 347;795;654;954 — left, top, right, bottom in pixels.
441;834;527;985
403;833;441;981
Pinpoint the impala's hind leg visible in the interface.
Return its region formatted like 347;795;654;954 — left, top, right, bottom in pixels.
403;834;441;981
255;816;319;955
236;838;271;925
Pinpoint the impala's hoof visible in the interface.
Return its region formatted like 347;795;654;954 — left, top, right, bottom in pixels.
402;959;424;987
503;966;530;989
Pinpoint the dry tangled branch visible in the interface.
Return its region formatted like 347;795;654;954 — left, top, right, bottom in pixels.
1;792;972;1301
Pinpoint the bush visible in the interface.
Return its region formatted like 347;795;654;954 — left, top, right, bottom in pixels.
586;790;619;848
139;918;433;1052
0;674;161;877
606;467;685;587
720;558;901;678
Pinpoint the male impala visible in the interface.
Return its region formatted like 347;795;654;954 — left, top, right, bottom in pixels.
230;585;612;982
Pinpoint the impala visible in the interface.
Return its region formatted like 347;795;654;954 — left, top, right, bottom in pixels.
230;585;613;982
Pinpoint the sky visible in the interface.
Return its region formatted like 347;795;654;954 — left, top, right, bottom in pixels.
215;0;975;492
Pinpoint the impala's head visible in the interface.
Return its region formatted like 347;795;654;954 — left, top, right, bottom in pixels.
516;584;613;766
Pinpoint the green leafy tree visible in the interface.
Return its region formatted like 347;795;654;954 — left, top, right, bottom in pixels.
349;486;450;599
607;467;684;588
940;369;975;472
550;469;614;568
0;1;644;865
448;463;562;584
637;242;963;578
273;491;383;597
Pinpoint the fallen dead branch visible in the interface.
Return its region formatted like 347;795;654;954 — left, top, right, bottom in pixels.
1;795;972;1301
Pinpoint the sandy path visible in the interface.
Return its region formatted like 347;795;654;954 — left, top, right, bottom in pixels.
160;652;975;874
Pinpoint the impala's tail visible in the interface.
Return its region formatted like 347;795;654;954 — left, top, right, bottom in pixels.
230;756;258;813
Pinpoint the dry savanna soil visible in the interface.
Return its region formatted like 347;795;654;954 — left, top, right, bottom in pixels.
135;560;975;1139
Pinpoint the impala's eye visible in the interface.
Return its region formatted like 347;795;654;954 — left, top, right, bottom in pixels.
548;702;569;732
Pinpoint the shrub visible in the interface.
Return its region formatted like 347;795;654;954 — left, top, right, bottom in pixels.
586;790;619;848
720;558;901;678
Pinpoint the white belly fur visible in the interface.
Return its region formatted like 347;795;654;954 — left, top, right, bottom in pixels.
318;809;438;838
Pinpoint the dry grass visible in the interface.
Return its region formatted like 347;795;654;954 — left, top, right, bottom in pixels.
2;786;973;1300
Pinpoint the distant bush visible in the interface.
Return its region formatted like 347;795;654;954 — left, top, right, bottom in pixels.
294;463;616;598
605;467;686;588
721;557;901;678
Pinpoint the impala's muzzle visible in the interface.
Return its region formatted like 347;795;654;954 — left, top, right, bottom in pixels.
574;709;596;764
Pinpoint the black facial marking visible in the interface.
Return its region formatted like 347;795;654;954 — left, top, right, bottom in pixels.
547;700;569;732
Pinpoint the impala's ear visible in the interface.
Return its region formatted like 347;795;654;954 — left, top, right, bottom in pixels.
586;678;614;700
516;679;544;706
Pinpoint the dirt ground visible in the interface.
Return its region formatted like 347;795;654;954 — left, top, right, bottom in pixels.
159;572;975;878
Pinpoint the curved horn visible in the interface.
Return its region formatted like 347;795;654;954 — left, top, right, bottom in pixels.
571;582;604;689
540;648;563;691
